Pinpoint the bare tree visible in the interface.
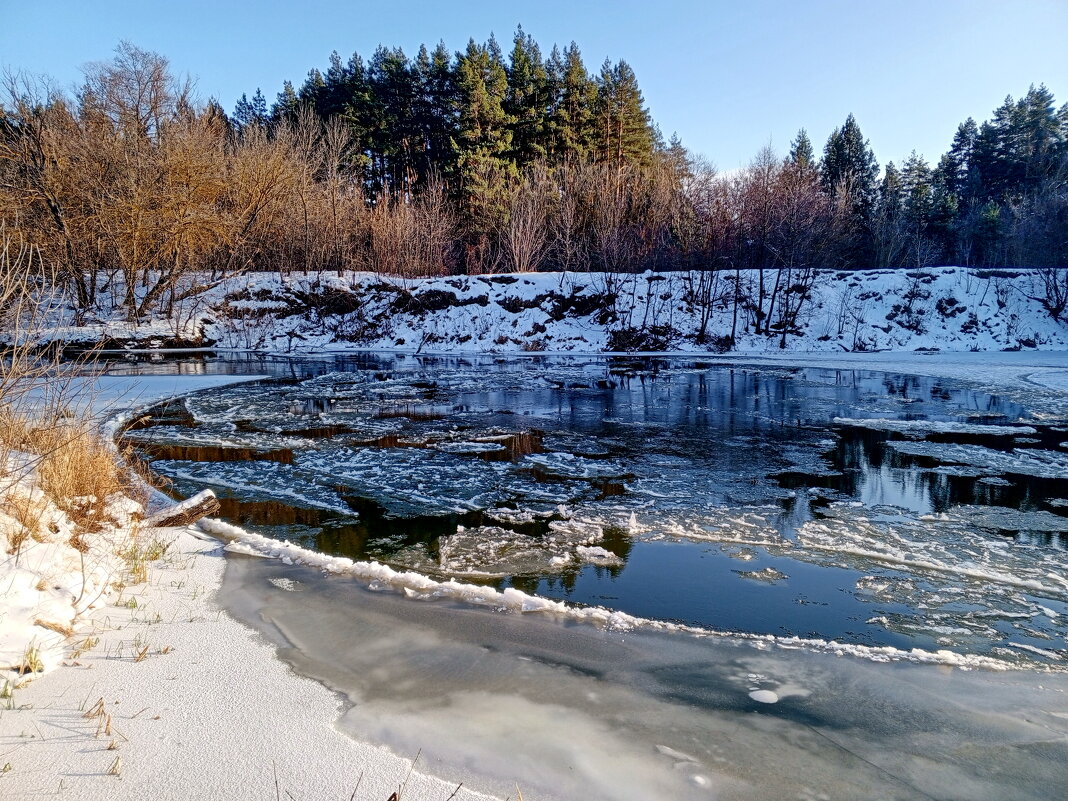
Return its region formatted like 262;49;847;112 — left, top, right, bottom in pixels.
548;163;591;272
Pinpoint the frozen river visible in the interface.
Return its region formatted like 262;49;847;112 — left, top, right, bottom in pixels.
114;352;1068;799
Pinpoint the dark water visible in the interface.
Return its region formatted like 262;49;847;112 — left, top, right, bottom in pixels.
117;352;1068;664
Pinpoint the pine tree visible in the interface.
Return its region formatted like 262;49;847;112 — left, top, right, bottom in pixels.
548;42;596;164
505;26;549;167
454;38;514;164
1017;84;1063;186
270;80;300;124
593;59;654;168
821;114;879;263
298;68;327;111
929;156;961;261
664;133;691;181
967;87;1066;202
943;118;978;198
319;51;353;118
336;53;374;177
454;38;516;242
900;150;933;228
232;89;268;131
878;161;903;217
413;42;458;185
367;46;419;195
787;129;816;176
820;114;879;214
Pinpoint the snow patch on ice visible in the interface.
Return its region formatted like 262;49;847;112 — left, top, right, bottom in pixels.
833;417;1036;437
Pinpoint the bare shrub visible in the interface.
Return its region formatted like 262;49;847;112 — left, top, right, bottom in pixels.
502;166;552;273
0;228;138;555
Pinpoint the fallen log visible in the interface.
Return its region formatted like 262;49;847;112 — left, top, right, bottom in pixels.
142;489;220;528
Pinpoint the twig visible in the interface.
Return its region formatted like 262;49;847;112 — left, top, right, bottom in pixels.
348;770;364;801
397;749;420;800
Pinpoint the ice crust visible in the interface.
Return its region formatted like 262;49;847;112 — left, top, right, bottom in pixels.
201;517;1055;671
798;503;1068;598
151;460;357;515
396;519;620;577
833;417;1037;436
889;439;1068;479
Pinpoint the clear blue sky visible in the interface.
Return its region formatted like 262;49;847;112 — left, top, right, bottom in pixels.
2;0;1066;171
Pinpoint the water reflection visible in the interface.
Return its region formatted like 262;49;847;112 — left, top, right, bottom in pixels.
121;354;1068;660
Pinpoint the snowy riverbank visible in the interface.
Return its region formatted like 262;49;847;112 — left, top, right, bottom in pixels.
44;266;1068;355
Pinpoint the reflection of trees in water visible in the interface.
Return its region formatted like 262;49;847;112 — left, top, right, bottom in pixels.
823;426;1068;516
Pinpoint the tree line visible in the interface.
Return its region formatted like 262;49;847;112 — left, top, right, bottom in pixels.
0;36;1065;326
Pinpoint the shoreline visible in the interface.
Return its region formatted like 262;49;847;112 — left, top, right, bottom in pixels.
3;352;1068;799
0;525;492;801
0;373;493;801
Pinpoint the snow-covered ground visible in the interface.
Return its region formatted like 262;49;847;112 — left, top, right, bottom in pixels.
0;524;492;800
43;266;1068;355
0;465;140;677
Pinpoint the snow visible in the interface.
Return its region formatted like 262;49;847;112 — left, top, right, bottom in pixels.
0;462;138;677
0;525;493;801
832;417;1036;436
39;267;1068;358
142;488;216;526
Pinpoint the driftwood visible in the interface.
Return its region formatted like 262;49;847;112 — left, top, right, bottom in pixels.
142;489;220;528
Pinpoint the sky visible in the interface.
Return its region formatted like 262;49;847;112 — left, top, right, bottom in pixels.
2;0;1066;172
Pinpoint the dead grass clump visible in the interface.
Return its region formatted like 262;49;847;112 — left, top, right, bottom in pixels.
17;644;44;675
1;412;145;535
0;226;138;543
2;492;46;553
38;426;141;532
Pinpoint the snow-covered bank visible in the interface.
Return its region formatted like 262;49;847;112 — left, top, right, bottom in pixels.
0;525;492;801
43;266;1068;354
0;462;140;677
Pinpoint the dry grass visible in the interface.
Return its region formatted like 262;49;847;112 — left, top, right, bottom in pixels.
0;413;143;556
17;643;44;675
0;226;142;558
